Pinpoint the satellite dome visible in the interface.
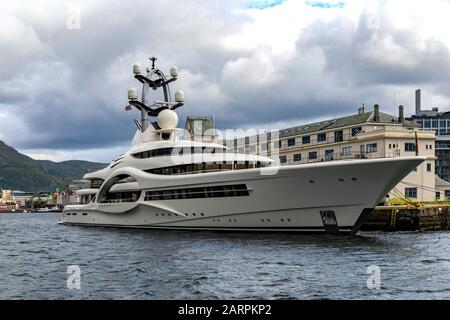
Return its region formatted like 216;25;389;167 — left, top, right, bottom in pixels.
157;109;179;129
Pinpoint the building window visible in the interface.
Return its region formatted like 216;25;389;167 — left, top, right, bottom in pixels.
260;143;268;152
351;127;362;136
325;149;334;160
424;119;431;128
302;136;310;145
309;151;317;160
342;146;352;156
429;144;433;150
272;141;279;150
405;143;416;152
287;138;296;147
405;188;417;198
279;156;287;163
334;130;344;142
445;190;450;199
432;120;438;128
317;133;326;142
249;145;257;154
427;163;432;172
436;192;441;199
293;154;302;162
440;119;446;127
279;140;282;149
366;143;378;153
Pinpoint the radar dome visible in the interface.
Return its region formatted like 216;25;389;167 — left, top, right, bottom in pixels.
157;109;179;129
128;87;138;100
133;64;141;75
175;90;184;102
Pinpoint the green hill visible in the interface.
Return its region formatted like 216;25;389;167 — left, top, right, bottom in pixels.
0;140;107;192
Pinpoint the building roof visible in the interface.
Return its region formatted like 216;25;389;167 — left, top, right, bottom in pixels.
408;111;450;119
435;175;450;187
278;111;417;138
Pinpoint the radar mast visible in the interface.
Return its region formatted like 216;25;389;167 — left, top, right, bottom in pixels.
127;57;184;133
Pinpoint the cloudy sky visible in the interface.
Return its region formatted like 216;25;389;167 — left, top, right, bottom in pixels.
1;0;450;163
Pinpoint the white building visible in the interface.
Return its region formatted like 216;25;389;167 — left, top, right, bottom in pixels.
224;105;437;202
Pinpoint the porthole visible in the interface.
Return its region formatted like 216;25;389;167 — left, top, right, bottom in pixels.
352;178;357;181
229;219;232;222
168;214;171;217
287;218;291;222
281;218;284;222
233;219;237;222
338;178;344;182
192;213;196;216
267;219;271;222
200;213;204;216
161;214;164;216
309;180;315;184
156;213;159;216
185;213;188;216
261;219;264;222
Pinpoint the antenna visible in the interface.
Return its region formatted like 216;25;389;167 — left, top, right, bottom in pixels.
393;92;396;124
150;57;157;70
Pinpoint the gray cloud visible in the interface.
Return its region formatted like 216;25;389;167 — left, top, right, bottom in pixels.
1;0;450;162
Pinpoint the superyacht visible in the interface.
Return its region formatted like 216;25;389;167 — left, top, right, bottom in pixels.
60;58;424;234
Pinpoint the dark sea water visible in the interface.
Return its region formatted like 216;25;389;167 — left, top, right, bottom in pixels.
1;212;450;299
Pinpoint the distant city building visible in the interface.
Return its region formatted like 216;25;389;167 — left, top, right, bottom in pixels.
407;89;450;182
11;190;34;208
1;189;12;201
225;104;436;202
67;179;90;204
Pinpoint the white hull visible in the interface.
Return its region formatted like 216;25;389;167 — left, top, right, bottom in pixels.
61;156;424;234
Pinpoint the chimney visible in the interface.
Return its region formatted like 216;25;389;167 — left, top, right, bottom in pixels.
415;89;421;115
399;105;405;123
373;104;380;122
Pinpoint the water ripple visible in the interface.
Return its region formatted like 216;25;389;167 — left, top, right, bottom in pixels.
1;213;450;299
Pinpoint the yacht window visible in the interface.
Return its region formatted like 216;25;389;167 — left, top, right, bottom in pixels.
100;191;141;203
144;161;268;175
97;174;141;203
117;176;137;183
132;147;226;159
144;184;250;201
